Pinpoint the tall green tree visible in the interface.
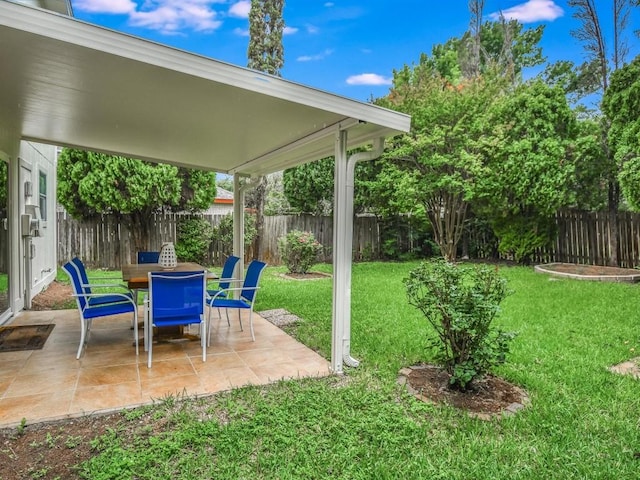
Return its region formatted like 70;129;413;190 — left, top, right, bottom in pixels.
263;171;291;215
282;154;393;216
572;118;609;210
248;0;284;76
57;149;216;256
429;17;545;83
283;14;546;261
378;61;502;261
476;80;578;264
603;55;640;208
283;14;547;262
539;59;601;105
283;158;333;215
568;0;635;265
247;0;285;259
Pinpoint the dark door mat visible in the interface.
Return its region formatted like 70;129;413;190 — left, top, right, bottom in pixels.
0;324;55;352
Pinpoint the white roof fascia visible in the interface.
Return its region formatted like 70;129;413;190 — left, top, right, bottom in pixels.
234;126;398;176
232;118;361;175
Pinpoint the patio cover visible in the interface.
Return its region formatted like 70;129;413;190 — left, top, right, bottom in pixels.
0;2;408;175
0;1;411;373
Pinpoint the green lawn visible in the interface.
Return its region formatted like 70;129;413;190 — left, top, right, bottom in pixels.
74;262;640;479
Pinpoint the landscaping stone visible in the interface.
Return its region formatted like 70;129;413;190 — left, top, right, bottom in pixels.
259;309;301;327
609;357;640;379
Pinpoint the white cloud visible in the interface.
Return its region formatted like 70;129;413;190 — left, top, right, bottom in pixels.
324;2;334;6
283;26;299;35
129;2;222;34
489;0;563;23
73;0;225;35
75;1;226;35
297;49;334;62
74;0;136;14
229;0;251;18
346;73;392;86
306;24;319;34
233;27;250;36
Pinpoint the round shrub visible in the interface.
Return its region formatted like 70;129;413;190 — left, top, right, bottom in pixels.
404;259;515;391
278;230;323;274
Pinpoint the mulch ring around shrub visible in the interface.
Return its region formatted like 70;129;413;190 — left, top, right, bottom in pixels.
398;364;530;421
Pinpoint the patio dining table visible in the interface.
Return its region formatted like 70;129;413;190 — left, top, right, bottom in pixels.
121;262;214;290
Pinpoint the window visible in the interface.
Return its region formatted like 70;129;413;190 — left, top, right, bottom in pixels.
39;171;47;221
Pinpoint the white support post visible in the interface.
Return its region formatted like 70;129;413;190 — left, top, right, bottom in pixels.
331;134;385;373
232;173;244;276
331;130;349;374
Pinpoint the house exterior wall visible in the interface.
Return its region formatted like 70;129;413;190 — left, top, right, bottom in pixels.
18;141;58;302
204;203;233;216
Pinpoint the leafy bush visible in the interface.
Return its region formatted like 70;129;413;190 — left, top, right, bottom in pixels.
278;230;323;274
404;259;515;391
175;217;213;264
211;213;257;258
493;215;555;265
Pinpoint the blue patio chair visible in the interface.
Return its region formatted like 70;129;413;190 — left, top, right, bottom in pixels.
133;251;160;314
63;260;139;359
137;251;160;264
207;255;241;299
70;257;133;307
145;270;207;368
207;260;267;345
206;255;241;326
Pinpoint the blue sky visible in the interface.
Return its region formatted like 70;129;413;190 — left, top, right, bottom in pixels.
70;0;639;103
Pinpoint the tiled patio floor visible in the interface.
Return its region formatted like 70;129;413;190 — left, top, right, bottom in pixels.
0;308;331;428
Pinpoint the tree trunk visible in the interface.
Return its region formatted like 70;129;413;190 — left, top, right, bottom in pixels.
426;192;468;262
252;176;267;260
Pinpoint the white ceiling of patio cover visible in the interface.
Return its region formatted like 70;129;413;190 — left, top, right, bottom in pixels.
0;2;410;176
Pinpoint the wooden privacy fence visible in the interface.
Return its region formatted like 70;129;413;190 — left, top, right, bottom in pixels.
57;211;236;269
57;212;380;270
549;210;640;268
260;214;379;265
469;209;640;268
57;209;640;270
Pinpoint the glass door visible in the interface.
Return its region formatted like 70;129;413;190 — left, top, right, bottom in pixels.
0;159;9;320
